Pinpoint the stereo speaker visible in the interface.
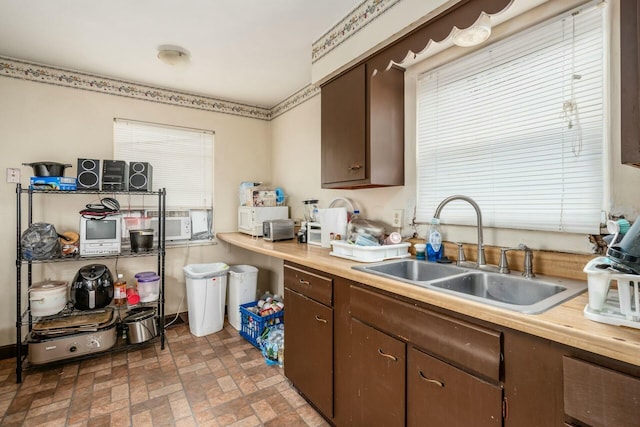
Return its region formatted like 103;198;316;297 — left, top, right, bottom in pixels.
76;158;100;190
129;162;153;191
102;160;129;191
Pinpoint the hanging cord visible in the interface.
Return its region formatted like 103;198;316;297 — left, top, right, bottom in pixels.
164;293;185;328
561;11;583;157
164;239;191;329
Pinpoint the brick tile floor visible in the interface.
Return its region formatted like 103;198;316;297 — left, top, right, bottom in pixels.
0;322;329;427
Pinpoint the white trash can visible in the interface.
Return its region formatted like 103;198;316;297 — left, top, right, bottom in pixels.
183;262;229;337
227;265;258;330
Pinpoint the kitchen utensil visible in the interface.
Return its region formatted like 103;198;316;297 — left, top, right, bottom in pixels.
129;229;154;252
28;309;117;364
22;161;72;177
70;264;114;310
29;280;68;317
123;307;158;344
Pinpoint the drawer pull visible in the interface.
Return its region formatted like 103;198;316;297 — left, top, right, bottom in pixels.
315;315;328;323
418;370;445;387
348;164;363;171
298;279;311;286
377;348;398;362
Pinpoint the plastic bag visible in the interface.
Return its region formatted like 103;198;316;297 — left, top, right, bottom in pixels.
258;323;284;366
21;223;61;260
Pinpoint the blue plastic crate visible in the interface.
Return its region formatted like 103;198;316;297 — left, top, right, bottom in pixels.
239;301;284;349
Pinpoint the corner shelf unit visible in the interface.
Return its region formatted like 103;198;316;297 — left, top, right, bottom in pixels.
14;184;167;383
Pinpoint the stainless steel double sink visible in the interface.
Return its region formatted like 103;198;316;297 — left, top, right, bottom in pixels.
353;259;587;314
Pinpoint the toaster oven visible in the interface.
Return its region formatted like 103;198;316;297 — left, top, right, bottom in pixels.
263;219;295;241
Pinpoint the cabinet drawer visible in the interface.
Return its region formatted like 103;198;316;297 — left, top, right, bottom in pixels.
350;285;502;382
408;346;502;427
284;264;332;306
563;356;640;427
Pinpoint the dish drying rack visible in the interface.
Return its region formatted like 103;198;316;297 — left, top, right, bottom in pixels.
583;257;640;329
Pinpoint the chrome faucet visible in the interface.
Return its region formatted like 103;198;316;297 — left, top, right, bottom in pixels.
433;195;486;267
498;244;536;278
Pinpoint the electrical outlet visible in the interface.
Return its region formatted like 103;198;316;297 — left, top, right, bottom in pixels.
392;209;403;228
6;168;20;183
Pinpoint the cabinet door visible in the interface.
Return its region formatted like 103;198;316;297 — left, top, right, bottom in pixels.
283;288;333;418
620;0;640;166
321;63;367;185
351;318;405;427
563;356;640;427
407;346;502;427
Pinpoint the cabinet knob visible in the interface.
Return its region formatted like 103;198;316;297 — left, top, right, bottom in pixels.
348;164;363;171
418;370;445;387
377;348;398;362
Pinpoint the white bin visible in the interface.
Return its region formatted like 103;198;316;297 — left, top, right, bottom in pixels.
183;262;229;337
227;265;258;330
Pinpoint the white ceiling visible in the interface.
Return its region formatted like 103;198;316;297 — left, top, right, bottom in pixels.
0;0;361;108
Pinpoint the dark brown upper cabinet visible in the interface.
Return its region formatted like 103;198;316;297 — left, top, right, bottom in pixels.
321;62;405;189
620;0;640;166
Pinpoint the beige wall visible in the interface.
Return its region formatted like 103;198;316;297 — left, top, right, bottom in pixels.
274;0;640;257
0;77;280;346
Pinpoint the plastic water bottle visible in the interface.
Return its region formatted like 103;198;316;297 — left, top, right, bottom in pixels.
427;218;443;261
347;210;360;243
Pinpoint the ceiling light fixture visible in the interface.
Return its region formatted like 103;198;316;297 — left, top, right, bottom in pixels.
452;12;492;47
157;46;191;67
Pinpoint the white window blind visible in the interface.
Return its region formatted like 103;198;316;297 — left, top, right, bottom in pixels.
416;2;607;234
113;119;214;209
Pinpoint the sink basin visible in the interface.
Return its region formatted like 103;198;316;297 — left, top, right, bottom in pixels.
428;272;583;313
353;259;587;314
353;259;466;283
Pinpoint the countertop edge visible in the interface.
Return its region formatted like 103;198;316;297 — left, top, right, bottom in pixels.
217;232;640;367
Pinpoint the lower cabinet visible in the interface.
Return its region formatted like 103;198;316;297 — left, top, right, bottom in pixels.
283;263;334;419
283;288;333;418
407;346;502;427
349;283;503;427
351;319;406;427
281;264;640;426
563;356;640;427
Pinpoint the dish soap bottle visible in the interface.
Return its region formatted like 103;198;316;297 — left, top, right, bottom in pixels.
427;218;443;261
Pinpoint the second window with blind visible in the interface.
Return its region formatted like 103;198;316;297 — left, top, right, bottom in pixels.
113;119;215;242
415;1;607;234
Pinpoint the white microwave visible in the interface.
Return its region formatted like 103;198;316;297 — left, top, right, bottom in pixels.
148;210;192;241
238;206;288;236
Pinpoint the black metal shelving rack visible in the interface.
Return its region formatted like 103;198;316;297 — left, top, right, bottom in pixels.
15;184;166;383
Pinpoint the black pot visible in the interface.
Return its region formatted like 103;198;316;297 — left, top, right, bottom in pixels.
23;162;72;177
130;229;154;252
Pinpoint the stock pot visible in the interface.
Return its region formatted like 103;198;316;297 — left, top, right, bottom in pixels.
29;280;68;317
22;162;72;177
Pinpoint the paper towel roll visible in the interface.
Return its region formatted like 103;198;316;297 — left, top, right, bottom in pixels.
318;207;348;248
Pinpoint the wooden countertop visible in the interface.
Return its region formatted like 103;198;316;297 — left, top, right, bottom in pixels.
217;232;640;367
